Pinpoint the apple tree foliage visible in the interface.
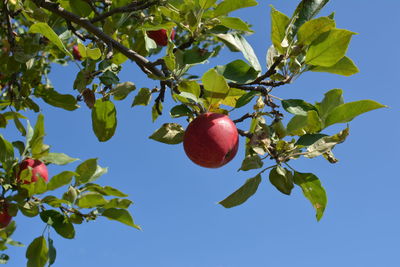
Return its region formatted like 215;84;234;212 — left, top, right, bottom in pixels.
0;0;386;265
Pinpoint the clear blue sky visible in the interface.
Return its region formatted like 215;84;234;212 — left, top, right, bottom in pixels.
4;1;400;266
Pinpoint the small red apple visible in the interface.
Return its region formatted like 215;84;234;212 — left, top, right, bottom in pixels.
17;158;49;184
147;29;176;46
72;45;82;60
0;202;12;228
183;112;239;168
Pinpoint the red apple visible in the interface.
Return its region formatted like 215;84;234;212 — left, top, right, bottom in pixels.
18;158;49;184
0;202;12;228
183;112;239;168
72;45;82;60
147;29;175;46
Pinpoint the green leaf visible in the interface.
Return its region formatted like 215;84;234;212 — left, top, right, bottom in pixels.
219;174;262;208
26;236;48;267
183;47;214;65
219;17;253;32
18;202;40;217
235;91;258;108
69;213;83;224
75;158;107;184
83;184;128;197
215;59;259;84
202;68;230;103
131;88;151;107
41;153;79;165
177;81;201;98
199;0;217;9
310;56;359;76
170;104;192;118
73;70;93;91
271;7;290;53
292;0;330;34
305;29;356;67
152;102;162;122
75;158;97;183
35;86;78;111
102;208;141;230
86;47;101;60
12;141;25;157
282;99;317;116
296;134;328;146
29;23;72;57
47;171;76;191
269;166;294;195
69;0;92;17
214;0;258;16
239;155;263;171
215;33;261;71
103;198;133;209
41;196;70;208
316;89;344;122
76;193;108;208
220;88;246;107
111;82;136;101
40;210;75;239
0;135;14;164
324;100;387;127
149;123;185;145
294;171;327;221
305;127;349;158
20;177;48;196
287;110;322;136
91;99;117;142
100;70;120;86
297;16;335;45
29;114;46;158
12;113;27;136
47;237;56;266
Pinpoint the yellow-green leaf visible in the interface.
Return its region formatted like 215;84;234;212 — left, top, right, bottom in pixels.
29;23;72;57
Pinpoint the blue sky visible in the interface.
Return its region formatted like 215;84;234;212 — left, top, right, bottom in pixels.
4;0;400;266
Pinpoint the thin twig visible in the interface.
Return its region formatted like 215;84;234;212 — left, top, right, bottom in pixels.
90;0;159;23
249;55;285;85
154;81;166;115
233;113;255;124
237;128;252;138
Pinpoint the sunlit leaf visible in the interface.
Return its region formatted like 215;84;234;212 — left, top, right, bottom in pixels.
91;99;117;142
306;29;356;67
269;166;294;195
310;56;359;76
26;236;48;267
219;174;262;208
297;16;335;45
102;208;141;230
271;7;290;53
29;23;72;57
149;123;185;145
324;100;386;127
294;171;327;221
214;0;258;16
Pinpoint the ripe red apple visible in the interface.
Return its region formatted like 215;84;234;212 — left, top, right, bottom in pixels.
147;29;176;46
183;112;239;168
72;45;82;60
0;202;12;228
17;158;49;184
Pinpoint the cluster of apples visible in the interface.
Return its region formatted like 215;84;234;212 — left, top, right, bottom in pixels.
0;159;49;228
